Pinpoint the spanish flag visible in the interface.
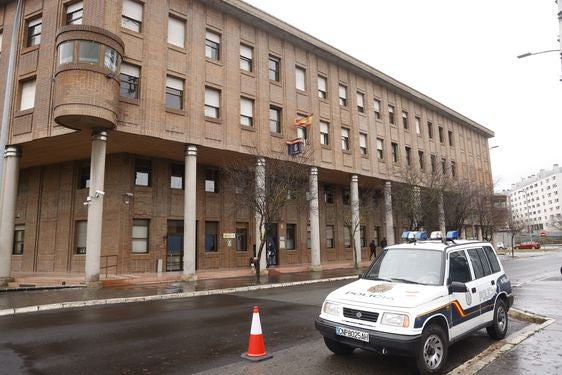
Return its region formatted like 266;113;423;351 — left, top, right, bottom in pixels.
294;114;313;128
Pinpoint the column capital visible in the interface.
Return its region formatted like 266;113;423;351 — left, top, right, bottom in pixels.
3;145;21;158
91;129;108;142
309;166;318;176
257;156;266;167
385;180;392;188
351;174;358;183
185;144;198;157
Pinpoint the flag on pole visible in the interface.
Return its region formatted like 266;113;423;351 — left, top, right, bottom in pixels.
294;114;313;128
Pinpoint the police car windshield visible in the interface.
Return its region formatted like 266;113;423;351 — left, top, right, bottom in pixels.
364;248;444;286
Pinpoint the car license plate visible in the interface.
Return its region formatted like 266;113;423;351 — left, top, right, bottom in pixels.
336;326;369;342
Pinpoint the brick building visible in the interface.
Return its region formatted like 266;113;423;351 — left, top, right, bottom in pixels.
0;0;494;286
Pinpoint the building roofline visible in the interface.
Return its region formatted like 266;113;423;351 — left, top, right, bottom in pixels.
212;0;494;138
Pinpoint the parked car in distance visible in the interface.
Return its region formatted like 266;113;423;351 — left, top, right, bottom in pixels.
496;242;506;250
514;241;541;250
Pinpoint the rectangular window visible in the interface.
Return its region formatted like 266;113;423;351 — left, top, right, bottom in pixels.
286;224;296;250
402;111;409;129
391;142;398;163
0;32;3;54
342;188;350;205
376;138;384;160
451;161;457;178
26;17;42;47
120;63;140;99
78;41;99;64
122;0;142;32
415;116;421;134
430;155;436;173
418;150;425;170
20;79;36;111
326;225;334;248
297;125;308;142
170;163;184;189
448;130;454;146
320;121;330;146
318;75;327;99
205;169;219;193
79;162;90;189
205;30;220;60
236;223;248;252
357;92;365;113
428;121;433;139
295;66;306;91
360;226;366;247
405;146;411;166
240;97;254;126
66;2;83;25
204;87;220;119
132;219;149;253
205;221;218;252
135;159;151;186
338;84;347;106
373;99;381;120
341;128;350;151
438;126;444;143
166;76;184;110
359;133;367;155
388;105;395;124
307;225;311;249
13;225;25;255
168;16;185;48
269;105;281;133
268;55;280;81
344;227;351;248
324;184;334;204
240;44;253;72
441;158;447;175
74;221;87;254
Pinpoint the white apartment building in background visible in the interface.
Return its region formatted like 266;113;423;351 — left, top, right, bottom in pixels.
507;164;562;234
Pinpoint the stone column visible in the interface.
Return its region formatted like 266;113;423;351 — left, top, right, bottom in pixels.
384;181;395;245
438;191;446;236
183;144;197;280
351;175;361;265
309;167;321;271
85;129;107;287
0;146;21;286
255;157;267;272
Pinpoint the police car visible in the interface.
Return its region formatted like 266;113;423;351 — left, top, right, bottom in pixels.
315;231;513;374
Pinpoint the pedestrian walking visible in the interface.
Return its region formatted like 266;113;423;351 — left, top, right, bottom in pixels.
369;240;377;260
381;237;387;249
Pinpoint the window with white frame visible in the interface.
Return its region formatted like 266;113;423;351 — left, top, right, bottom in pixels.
418;150;425;170
170;163;184;189
205;169;219;193
168;16;185;48
402;111;409;129
376;138;384;160
357;92;365;113
338;84;347;106
135;159;151;186
204;87;220;119
373;98;381;120
415;116;421;134
240;44;253;72
359;133;367;155
326;225;334;248
388;105;395;124
74;221;87;254
122;0;143;32
240;97;254;126
405;146;411;166
268;55;280;81
0;31;3;54
318;75;327;99
341;128;350;151
320;121;329;145
205;30;220;60
13;225;25;255
205;221;219;252
165;76;184;110
344;227;351;248
391;142;398;162
132;219;149;253
26;17;42;47
19;79;36;111
269;105;281;133
66;2;83;25
120;63;140;99
297;124;308;142
295;66;306;91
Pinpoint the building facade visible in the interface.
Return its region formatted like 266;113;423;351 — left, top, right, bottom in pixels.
0;0;494;285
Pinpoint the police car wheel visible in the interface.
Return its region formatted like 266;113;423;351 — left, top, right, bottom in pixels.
486;299;508;340
323;337;355;355
416;324;448;375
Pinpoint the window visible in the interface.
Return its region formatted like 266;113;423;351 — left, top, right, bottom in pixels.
318;75;327;99
120;63;140;99
448;130;454;146
373;99;381;120
341;128;350;151
205;221;218;252
66;2;83;25
468;248;492;278
344;227;351;248
104;47;119;72
286;224;296;250
26;17;42;47
295;66;306;91
415;116;421;134
483;246;502;273
357;92;365;113
13;225;25;255
451;161;456;178
78;41;99;64
320;121;329;145
204;87;220;119
441;158;447;175
402;111;409;129
268;55;280;81
326;225;334;248
438;126;444;143
240;97;254;126
375;138;384;160
19;79;36;111
405;146;411;166
391;142;398;163
342;188;350;205
135;159;151;186
240;44;253;72
236;223;248;251
449;251;471;283
431;155;436;173
338;84;347;106
170;163;184;189
166;76;184;110
324;184;334;204
205;169;219;193
79;162;90;189
0;31;3;54
122;0;142;32
74;221;87;255
360;226;366;247
359;133;367;155
388;105;395;124
168;16;185;48
205;30;220;60
297;125;308;142
418;150;425;170
132;219;149;253
428;121;433;139
269;106;281;133
307;225;311;249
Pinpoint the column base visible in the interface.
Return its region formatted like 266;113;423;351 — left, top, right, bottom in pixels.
309;265;323;272
181;273;198;282
0;277;15;288
86;281;103;289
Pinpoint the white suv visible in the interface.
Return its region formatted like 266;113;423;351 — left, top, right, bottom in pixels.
315;232;513;374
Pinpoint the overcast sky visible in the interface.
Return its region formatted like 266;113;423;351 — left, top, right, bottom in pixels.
244;0;561;191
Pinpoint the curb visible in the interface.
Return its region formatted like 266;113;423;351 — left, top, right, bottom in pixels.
447;308;555;375
0;275;357;317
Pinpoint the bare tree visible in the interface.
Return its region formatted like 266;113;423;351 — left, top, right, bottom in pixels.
443;178;476;234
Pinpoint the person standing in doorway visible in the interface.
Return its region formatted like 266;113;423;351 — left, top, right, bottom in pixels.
369;240;377;260
380;237;388;250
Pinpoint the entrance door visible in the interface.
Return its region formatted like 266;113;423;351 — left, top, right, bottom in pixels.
167;220;184;271
266;224;278;266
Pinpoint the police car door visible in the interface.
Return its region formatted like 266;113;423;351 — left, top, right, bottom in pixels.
467;247;498;324
448;250;482;338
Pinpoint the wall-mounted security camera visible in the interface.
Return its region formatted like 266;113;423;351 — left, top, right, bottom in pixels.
124;192;133;197
94;190;105;198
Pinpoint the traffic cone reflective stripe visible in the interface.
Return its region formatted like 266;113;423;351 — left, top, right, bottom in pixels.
241;305;273;361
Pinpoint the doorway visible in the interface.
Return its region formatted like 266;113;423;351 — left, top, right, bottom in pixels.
266;223;279;266
167;220;183;271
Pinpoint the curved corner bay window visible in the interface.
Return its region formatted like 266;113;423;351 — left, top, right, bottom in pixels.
59;41;74;65
79;41;100;64
57;40;120;73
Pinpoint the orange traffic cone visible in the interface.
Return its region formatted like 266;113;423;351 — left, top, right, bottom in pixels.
241;305;273;361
